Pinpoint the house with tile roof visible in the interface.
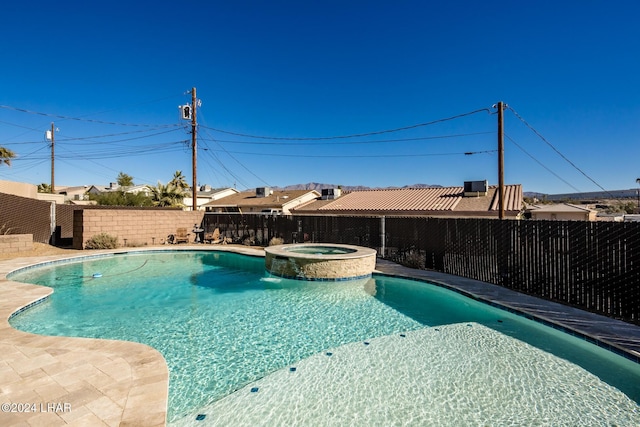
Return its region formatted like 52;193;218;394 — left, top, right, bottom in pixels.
527;203;597;221
183;185;239;211
291;182;523;219
203;187;321;215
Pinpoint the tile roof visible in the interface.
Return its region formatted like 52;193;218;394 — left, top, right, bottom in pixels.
293;185;523;217
204;189;320;208
529;203;595;213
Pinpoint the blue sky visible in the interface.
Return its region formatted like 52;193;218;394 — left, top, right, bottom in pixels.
1;1;639;195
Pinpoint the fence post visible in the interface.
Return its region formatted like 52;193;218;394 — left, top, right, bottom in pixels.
380;215;386;257
49;201;56;245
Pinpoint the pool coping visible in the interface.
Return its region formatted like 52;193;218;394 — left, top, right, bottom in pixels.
374;258;640;363
1;246;639;426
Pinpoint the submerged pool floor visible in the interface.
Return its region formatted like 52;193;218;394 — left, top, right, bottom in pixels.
5;248;640;426
172;323;640;426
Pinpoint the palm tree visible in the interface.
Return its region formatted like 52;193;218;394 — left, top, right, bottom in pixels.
169;170;190;192
0;146;16;166
148;181;188;208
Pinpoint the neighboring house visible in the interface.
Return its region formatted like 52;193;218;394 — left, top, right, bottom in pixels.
596;212;625;222
56;185;91;202
86;183;152;197
528;203;597;221
204;187;321;215
291;182;523;219
183;185;239;211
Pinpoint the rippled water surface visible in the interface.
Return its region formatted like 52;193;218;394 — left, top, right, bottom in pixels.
9;251;640;424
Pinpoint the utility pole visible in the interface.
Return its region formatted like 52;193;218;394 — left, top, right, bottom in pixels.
497;102;505;219
191;87;197;211
46;122;55;194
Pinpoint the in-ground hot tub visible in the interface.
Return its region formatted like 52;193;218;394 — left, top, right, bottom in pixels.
264;243;377;280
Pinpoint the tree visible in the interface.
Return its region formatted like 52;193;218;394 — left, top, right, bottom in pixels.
148;181;188;208
169;170;190;191
116;172;134;187
37;183;51;193
0;147;16;166
88;190;153;207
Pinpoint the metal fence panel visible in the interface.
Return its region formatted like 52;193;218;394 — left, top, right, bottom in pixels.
202;214;639;324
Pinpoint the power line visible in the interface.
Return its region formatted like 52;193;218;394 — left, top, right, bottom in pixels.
56;127;183;141
199;148;252;190
198;111;271;188
0;104;181;127
23;141;186;161
505;133;581;192
507;106;615;197
203;131;494;146
201;108;492;141
201;149;497;158
3;128;183;146
58;128;184;145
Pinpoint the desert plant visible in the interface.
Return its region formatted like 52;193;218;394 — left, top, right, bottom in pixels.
401;250;425;270
85;233;119;249
0;223;14;235
269;236;284;246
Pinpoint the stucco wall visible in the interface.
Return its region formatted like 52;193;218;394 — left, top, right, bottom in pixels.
0;234;33;254
531;212;591;221
0;180;37;198
73;209;205;249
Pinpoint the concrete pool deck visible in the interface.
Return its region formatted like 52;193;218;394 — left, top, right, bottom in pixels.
0;246;639;426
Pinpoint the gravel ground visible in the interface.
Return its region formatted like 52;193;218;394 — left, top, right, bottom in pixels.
0;242;81;261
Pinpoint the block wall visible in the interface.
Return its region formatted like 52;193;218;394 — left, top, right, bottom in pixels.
73;209;205;249
0;234;33;255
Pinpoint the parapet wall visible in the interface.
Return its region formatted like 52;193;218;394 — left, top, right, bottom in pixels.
0;234;33;255
73;209;205;249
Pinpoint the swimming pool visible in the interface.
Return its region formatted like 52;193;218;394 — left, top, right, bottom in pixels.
8;250;640;425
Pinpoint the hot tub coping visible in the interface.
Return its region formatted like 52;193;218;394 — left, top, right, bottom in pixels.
264;243;377;260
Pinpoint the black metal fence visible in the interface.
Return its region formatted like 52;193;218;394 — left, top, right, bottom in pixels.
204;213;640;325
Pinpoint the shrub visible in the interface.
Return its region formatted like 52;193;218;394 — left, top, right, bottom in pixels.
402;250;425;270
85;233;119;249
268;237;284;246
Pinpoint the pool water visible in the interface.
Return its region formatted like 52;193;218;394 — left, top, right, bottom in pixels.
8;251;640;425
284;246;357;255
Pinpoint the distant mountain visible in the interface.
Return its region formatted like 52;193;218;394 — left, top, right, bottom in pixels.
523;192;547;199
274;182;443;191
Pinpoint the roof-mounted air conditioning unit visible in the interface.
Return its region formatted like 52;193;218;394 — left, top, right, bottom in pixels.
256;187;271;198
321;188;342;200
463;180;488;197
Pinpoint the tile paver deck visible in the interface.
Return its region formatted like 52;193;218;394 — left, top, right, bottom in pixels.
1;246;638;426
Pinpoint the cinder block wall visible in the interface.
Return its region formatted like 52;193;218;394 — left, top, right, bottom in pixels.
73;209;205;249
0;234;33;254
